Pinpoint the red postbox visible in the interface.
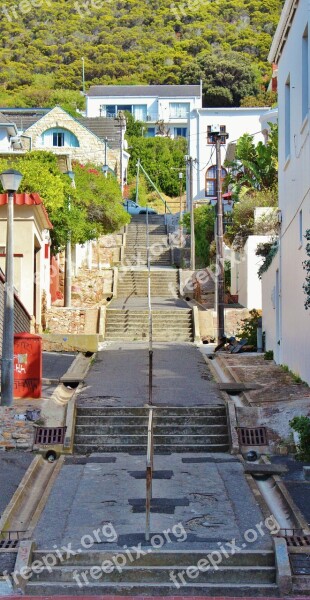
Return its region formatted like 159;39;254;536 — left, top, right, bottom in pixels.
14;333;42;399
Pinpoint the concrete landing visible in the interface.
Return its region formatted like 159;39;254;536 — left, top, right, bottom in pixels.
33;453;273;552
109;297;189;309
77;343;224;407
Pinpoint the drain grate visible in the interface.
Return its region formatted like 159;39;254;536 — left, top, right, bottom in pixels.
237;426;268;446
285;534;310;547
290;554;310;575
35;426;67;445
0;539;19;549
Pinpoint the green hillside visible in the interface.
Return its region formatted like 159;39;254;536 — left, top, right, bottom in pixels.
0;0;282;109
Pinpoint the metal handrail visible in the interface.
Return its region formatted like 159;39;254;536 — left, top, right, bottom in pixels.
146;408;154;541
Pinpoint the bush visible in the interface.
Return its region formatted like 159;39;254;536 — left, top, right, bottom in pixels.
289;416;310;461
237;309;262;346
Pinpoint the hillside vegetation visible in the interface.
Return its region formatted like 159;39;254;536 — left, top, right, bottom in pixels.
0;0;282;109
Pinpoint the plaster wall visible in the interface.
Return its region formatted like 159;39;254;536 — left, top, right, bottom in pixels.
189;108;271;205
266;0;310;383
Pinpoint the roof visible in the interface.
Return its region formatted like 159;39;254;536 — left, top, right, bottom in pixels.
0;109;50;132
87;85;201;98
0;112;18;136
78;117;121;150
0;193;53;229
268;0;298;63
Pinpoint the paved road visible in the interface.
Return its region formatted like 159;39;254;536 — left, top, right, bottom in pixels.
43;352;77;381
0;452;33;517
77;343;223;407
33;453;272;551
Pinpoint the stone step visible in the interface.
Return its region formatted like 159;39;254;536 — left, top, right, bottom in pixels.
26;582;278;596
31;549;275;567
76;415;228;426
74;434;229;445
74;443;230;453
75;425;229;435
76;406;226;416
30;565;276;584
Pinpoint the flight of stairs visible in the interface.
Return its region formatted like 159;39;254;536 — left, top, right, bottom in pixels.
117;269;179;298
124;215;171;266
74;406;229;454
26;549;277;596
104;308;193;342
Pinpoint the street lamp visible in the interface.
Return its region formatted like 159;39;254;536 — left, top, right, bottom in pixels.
64;171;75;307
0;169;23;406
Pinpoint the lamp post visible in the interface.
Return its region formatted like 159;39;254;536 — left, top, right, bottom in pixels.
64;170;75;308
0;169;23;407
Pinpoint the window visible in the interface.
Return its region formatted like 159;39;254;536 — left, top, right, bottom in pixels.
146;127;155;137
133;105;147;121
285;77;291;159
174;127;187;138
205;165;227;197
207;125;227;144
299;210;303;246
100;105;117;117
41;128;79;148
302;26;308;122
169;102;190;118
53;131;64;147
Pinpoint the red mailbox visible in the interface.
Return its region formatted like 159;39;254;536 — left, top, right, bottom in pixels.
14;333;42;399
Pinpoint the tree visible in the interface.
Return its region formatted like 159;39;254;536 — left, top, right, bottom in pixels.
127;136;187;197
0;152;129;251
181;51;260;107
225;125;278;195
183;205;215;267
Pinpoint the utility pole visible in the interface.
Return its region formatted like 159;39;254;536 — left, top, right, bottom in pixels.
64;170;75;308
82;57;85;95
115;111;126;195
0;169;23;407
212;127;229;342
179;172;183;248
185;156;195;270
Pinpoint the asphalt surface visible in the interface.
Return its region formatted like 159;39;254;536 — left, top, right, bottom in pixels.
77;343;224;407
42;352;77;381
33;453;273;551
0;452;33;517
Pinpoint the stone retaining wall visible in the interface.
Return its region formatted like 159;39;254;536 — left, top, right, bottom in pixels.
0;407;34;450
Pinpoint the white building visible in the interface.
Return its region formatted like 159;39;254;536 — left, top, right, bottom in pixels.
189;107;271;204
86;84;202;140
262;0;310;383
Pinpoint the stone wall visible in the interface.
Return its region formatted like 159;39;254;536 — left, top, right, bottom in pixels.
199;308;251;341
0;272;31;349
46;307;100;335
0;407;35;450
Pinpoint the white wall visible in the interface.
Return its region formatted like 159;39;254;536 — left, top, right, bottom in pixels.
262;251;279;355
0;128;10;151
189;108;271;204
266;0;310;383
231;236;268;309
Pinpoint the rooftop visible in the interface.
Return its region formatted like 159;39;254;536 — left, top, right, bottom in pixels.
0;192;53;229
78;117;121;150
87;84;201;98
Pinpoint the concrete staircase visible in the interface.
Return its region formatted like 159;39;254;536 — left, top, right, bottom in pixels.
26;549;278;596
124;215;171;266
117;269;179;298
104;308;193;342
74;406;229;454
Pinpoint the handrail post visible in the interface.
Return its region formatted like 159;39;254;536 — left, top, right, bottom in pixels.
146;408;154;541
146;208;153;406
